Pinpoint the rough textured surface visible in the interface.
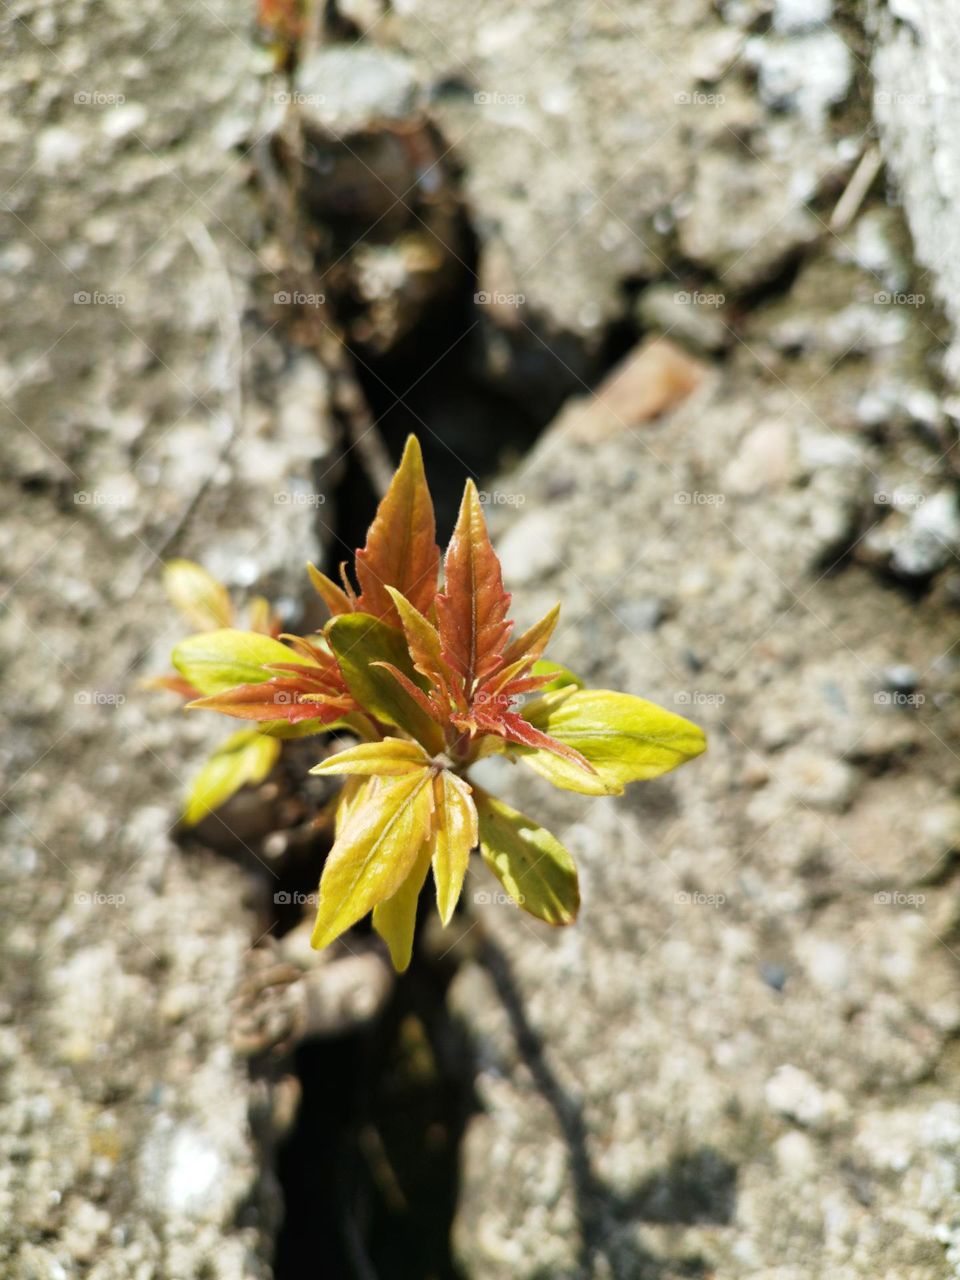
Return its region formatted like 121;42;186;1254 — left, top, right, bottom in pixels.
7;0;960;1273
377;0;860;346
870;0;960;380
410;1;960;1269
0;2;337;1275
450;270;960;1275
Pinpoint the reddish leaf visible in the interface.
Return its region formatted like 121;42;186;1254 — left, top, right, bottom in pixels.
188;677;351;724
280;633;335;666
355;436;440;625
475;708;596;773
145;673;201;699
386;587;460;709
436;480;513;695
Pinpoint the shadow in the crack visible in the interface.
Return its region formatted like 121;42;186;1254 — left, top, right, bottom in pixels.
480;937;737;1278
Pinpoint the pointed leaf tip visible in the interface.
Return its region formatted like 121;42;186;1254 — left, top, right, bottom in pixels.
354;434;439;624
476;791;579;926
310;768;435;952
436;477;513;693
163;559;233;632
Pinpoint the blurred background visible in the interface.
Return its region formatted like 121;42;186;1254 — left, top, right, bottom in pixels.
5;0;960;1276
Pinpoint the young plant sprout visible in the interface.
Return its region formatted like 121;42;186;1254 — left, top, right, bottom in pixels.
158;437;706;970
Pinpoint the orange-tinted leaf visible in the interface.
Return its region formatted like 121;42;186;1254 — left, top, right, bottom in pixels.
436;480;512;694
307;562;354;617
188;678;350;724
144;673;201;699
500;603;560;669
355;435;440;625
475;707;596;773
386;586;457;700
281;633;333;665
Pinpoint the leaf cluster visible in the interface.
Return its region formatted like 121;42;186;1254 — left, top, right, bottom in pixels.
158;438;706;969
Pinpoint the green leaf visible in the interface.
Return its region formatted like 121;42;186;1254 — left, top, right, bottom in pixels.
326;613;443;751
163;559;233;631
183;729;280;826
518;688;706;795
172;629;300;697
372;834;433;972
259;717;352;740
311;737;430;777
530;659;585;692
476;791;579;926
431;770;478;926
311;768;435;951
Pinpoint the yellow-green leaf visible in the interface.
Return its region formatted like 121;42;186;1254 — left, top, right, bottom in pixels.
531;659;585;692
311;768;435;951
326;613;443;751
372;834;433;972
336;775;375;836
431;770;478;926
163;559;233;631
172;629;301;697
183;729;280;826
311;737;430;777
518;688;706;794
476;791;579;925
